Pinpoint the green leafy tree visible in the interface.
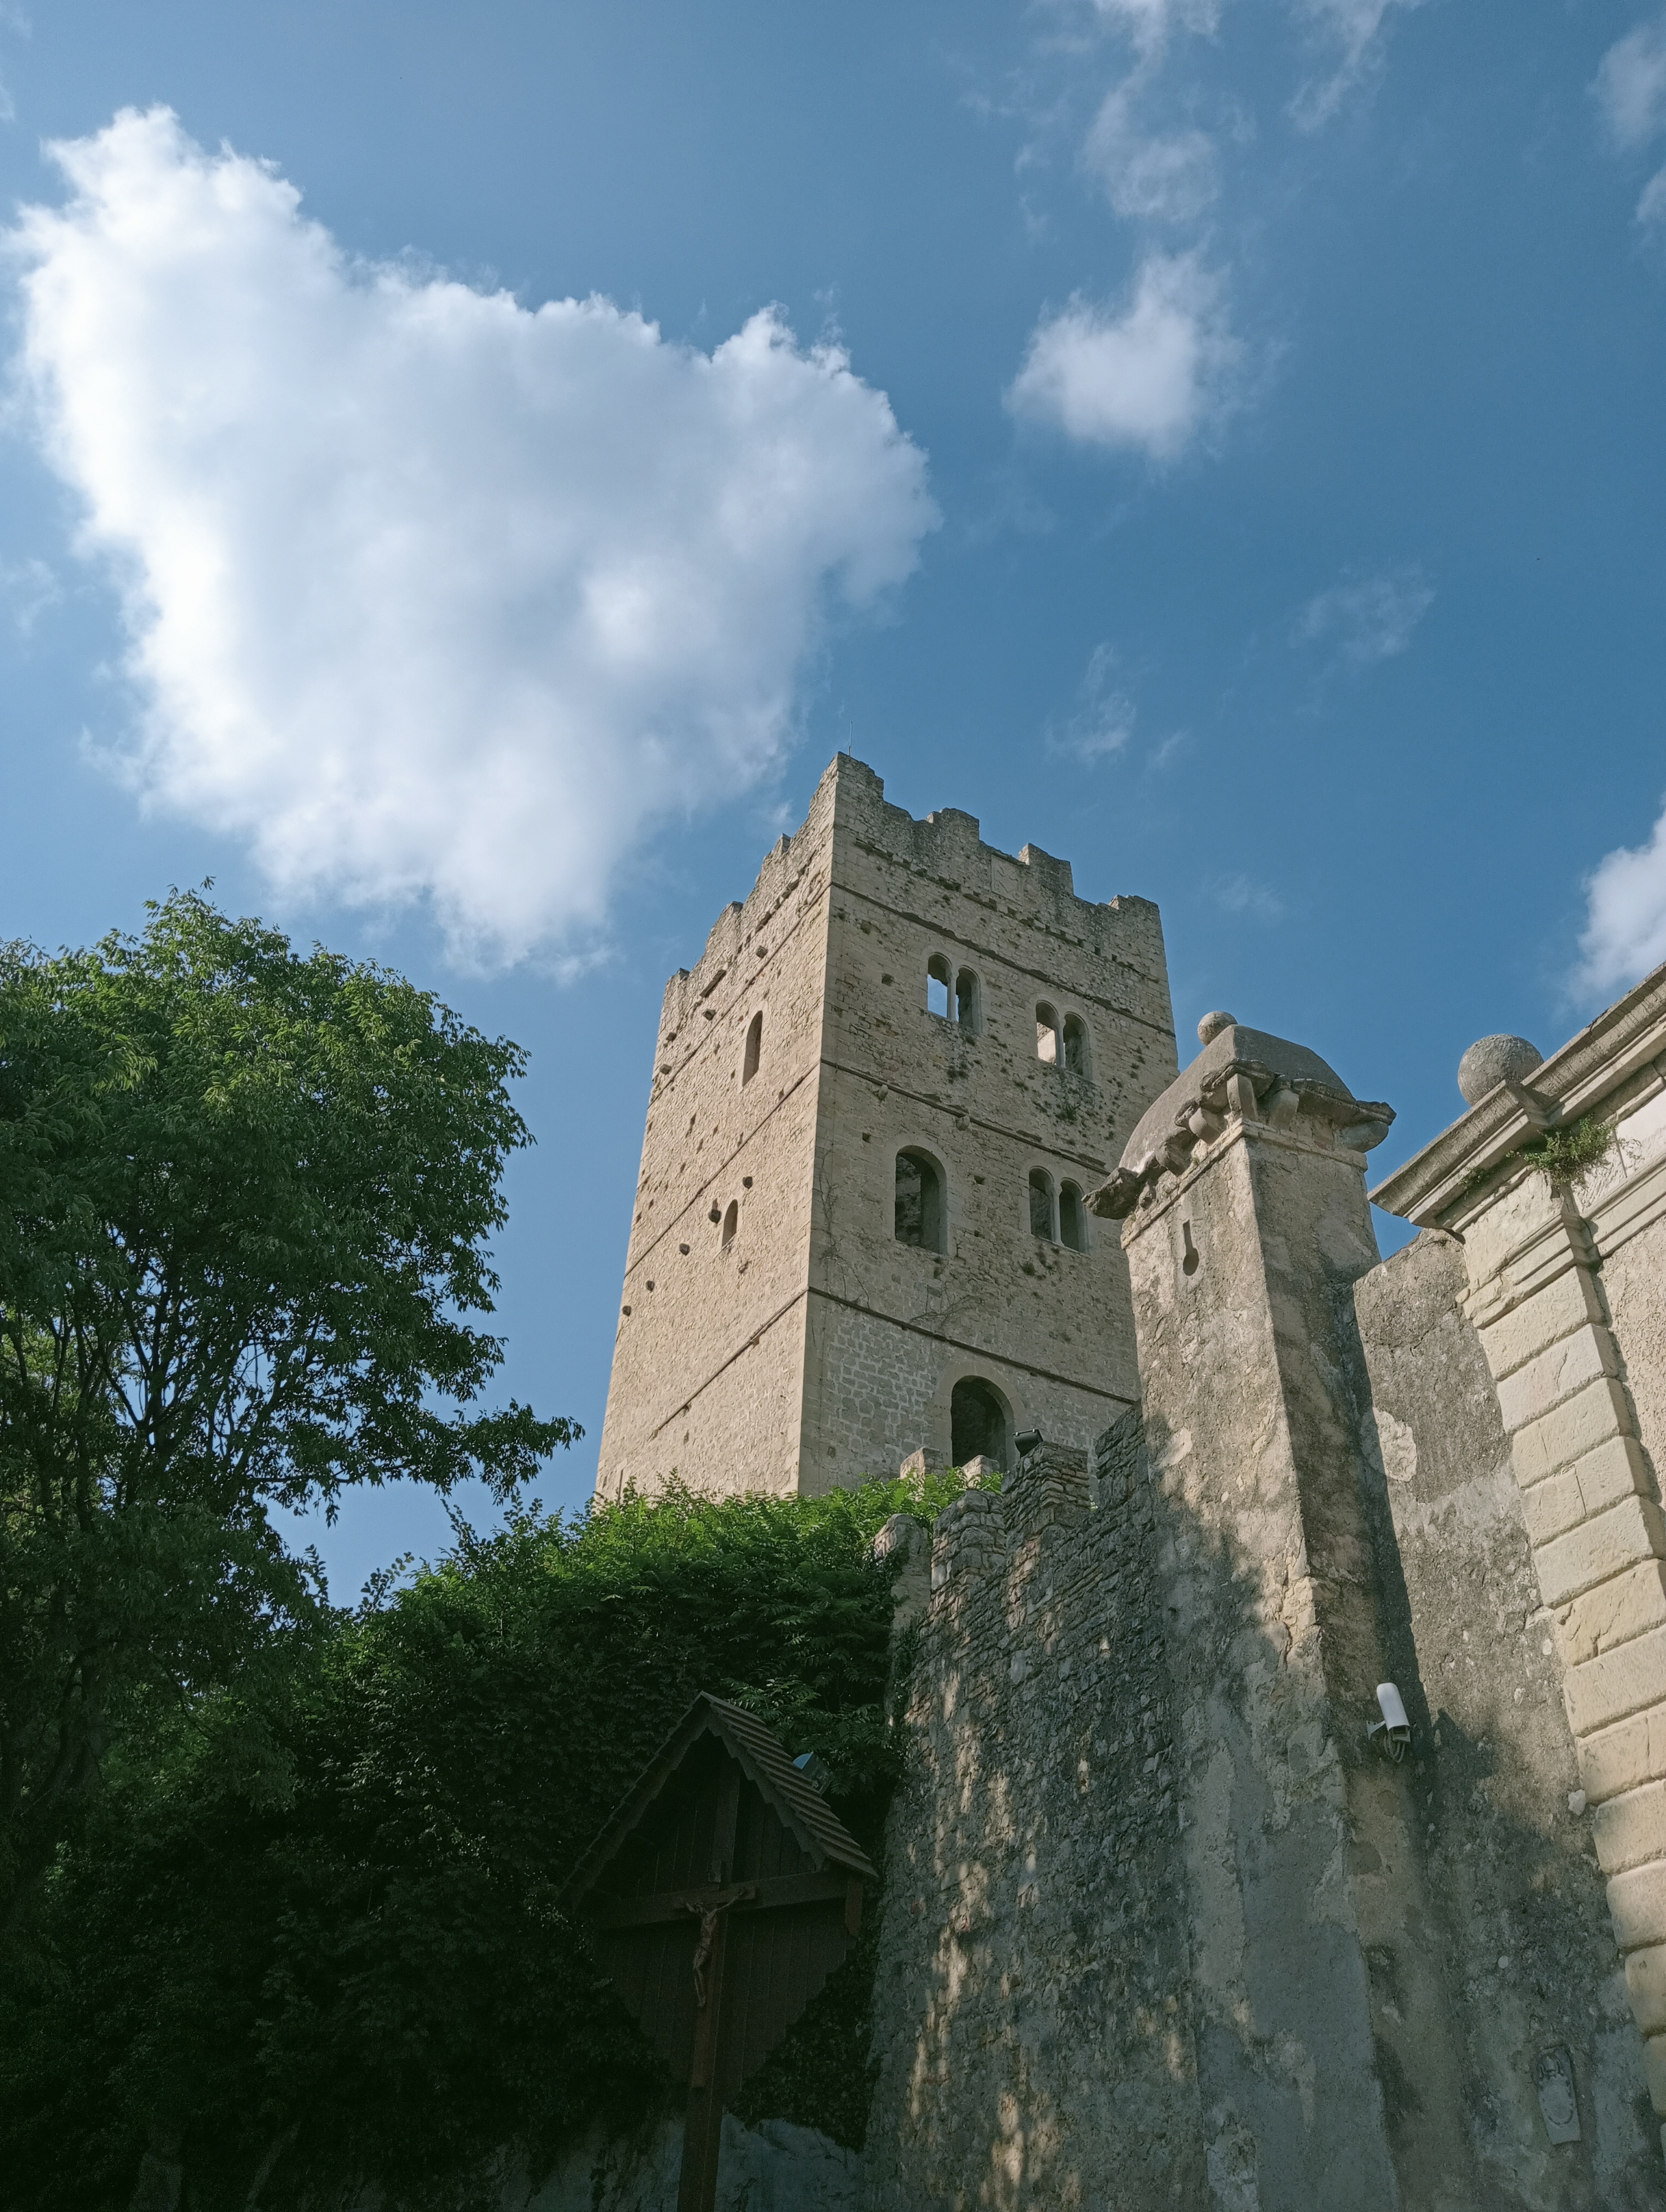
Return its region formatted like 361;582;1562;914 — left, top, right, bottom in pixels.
0;1471;981;2211
0;891;574;1930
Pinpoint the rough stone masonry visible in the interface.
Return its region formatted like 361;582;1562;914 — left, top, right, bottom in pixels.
597;761;1666;2207
597;754;1177;1500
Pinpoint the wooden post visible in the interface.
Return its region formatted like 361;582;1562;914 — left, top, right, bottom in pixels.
676;1765;742;2212
677;1904;730;2212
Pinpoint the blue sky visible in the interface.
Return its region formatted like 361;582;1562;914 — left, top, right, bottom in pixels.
2;1;1663;1597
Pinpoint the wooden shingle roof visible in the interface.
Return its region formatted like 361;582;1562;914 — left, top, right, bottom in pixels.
561;1692;876;1907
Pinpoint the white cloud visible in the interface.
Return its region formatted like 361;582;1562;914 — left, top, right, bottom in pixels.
1146;729;1190;771
1578;805;1666;998
1640;164;1666;226
1596;15;1666;149
1214;873;1283;920
1289;0;1425;131
0;556;61;635
8;109;935;964
1046;641;1137;762
1091;0;1220;58
1083;87;1218;222
0;8;28;126
1294;567;1433;665
1008;253;1237;460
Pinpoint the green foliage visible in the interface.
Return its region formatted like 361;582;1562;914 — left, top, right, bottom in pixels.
1520;1113;1617;1187
0;1471;975;2211
728;1864;886;2151
1460;1112;1618;1202
0;890;572;1930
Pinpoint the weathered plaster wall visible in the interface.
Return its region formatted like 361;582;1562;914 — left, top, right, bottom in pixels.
863;1438;1204;2211
1374;1017;1666;2159
1122;1102;1436;2210
1352;1231;1658;2203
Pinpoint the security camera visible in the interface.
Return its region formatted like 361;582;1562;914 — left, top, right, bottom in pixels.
1367;1682;1412;1760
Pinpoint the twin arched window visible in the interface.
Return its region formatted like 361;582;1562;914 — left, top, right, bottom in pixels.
897;1150;1086;1253
1036;1004;1091;1076
927;955;982;1034
1029;1167;1088;1251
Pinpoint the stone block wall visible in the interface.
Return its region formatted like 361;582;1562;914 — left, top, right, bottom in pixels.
597;776;837;1500
863;1432;1204;2210
598;753;1179;1500
804;757;1176;1486
860;998;1666;2208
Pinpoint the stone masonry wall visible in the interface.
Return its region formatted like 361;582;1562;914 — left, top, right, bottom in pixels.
803;758;1176;1486
863;1430;1204;2211
597;774;838;1498
599;754;1178;1499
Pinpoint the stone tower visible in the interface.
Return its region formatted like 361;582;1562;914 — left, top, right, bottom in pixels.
596;754;1177;1500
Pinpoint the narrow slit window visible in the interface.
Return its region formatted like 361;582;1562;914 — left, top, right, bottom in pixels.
1029;1167;1056;1241
1036;1002;1060;1064
1059;1181;1088;1252
1061;1013;1090;1078
742;1011;762;1085
896;1149;946;1251
954;968;982;1034
927;955;951;1020
722;1199;739;1250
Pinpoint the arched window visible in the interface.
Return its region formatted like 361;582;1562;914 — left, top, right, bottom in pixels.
1028;1167;1056;1240
951;1377;1010;1469
742;1010;762;1085
954;968;982;1034
926;954;951;1019
895;1148;946;1252
1061;1013;1090;1078
1059;1180;1088;1252
1035;1002;1060;1064
722;1199;739;1250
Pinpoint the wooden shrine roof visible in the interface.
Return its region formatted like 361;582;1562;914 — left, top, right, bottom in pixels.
561;1692;876;1907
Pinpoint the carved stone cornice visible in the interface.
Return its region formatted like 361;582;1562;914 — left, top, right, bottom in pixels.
1089;1046;1391;1219
1370;961;1666;1231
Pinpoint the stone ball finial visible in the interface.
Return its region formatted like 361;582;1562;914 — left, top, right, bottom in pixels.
1457;1033;1543;1106
1197;1011;1236;1045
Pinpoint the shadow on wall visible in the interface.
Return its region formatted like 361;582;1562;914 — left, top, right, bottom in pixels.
861;1407;1662;2211
1340;1229;1663;2207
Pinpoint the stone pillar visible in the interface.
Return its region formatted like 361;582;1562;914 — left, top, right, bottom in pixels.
1459;1172;1666;2132
1120;1070;1474;2209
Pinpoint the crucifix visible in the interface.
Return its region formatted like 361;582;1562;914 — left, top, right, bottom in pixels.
562;1693;876;2212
